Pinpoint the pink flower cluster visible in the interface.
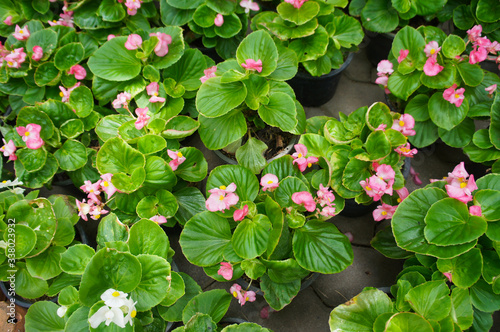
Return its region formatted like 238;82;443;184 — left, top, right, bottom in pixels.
467;25;500;65
167;149;186;171
47;5;74;28
151;215;167;224
1;46;27;69
146;82;165;103
360;164;395;201
395;143;417;157
391;114;416;137
68;64;86;80
77;174;118;221
112;91;132;109
443;162;477;203
292;144;318;172
284;0;308;8
16;124;44;149
372;188;409;222
32;46;43;61
134;107;150;130
233;205;249;221
125;0;142;16
125;33;172;57
13;25;29;41
241;59;262;73
291;184;337;217
443;84;465;107
240;0;259;13
0;139;17;161
200;66;217;83
423;41;444;76
214;14;224;27
206;183;239;212
217;262;233;280
230;284;256;306
375;60;393;94
59;82;81;103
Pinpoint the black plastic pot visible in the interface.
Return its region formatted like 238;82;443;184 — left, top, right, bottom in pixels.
366;32;395;67
288;53;354;107
236;272;319;296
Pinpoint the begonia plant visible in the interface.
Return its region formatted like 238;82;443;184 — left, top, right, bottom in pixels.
376;25;500;151
179;158;353;311
251;0;364;77
301;102;413;208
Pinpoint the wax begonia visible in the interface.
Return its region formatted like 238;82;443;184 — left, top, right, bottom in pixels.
396;187;409;203
149;32;172;57
59;82;81;102
206;183;239;212
32;46;43;61
134;107;150;130
444;163;477;203
375;76;390;94
5;48;27;68
423;57;444;76
16;124;44;149
469;46;488;64
89;204;108;220
391;114;416;136
217;262;233;280
233;205;249;221
292;191;316;212
241;59;262;73
395;143;417;157
260;173;279;191
76;199;91;221
112;92;132;109
214;14;224;27
486;84;497;95
80;180;102;202
316;184;335;207
167;149;186;171
125;0;142;16
373;203;397;222
150;215;167;224
200;66;217;83
443;272;452;283
292;144;318;172
13;25;29;40
146;82;166;103
397;49;409;63
1;139;17;161
125;34;142;50
424;41;441;58
443;84;465;107
68;64;86;80
285;0;308;8
360;164;395;201
3;16;12;26
88;306;126;329
376;60;393;75
320;205;336;217
469;205;482;217
100;173;117;198
410;166;422;185
467;25;482;42
240;0;260;13
122;298;137;327
230;283;256;306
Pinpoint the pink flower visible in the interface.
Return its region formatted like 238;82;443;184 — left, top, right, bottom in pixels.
443;272;452;283
260;173;279;191
149;32;172;57
89;204;108;220
469;205;482;217
80;180;102;202
445;174;477;203
397;49;409;63
59;82;81;102
316;184;335;207
375;75;390;94
134;107;150;130
76;199;91;221
112;92;131;109
391;114;416;136
150;215;167;224
448;162;468;180
395;143;417;157
375;164;395;188
320;205;336;217
107;34;116;41
409;166;422;186
424;41;441;58
423;57;444;76
443;84;465;107
167;149;186;171
233;205;249;222
360;176;390;201
344;232;354;243
292;191;316;212
486;84;497;95
100;173;117;198
58;11;74;27
469;46;488;64
486;41;500;54
396;187;409;203
5;48;27;68
125;34;142;50
284;0;308;8
241;59;262;73
31;46;43;61
13;25;29;41
375;124;387;131
377;60;393;76
125;0;142;15
200;66;217;83
206;183;239;212
292;144;318;172
467;25;482;42
214;14;224;27
0;139;17;161
146;82;166;103
68;64;86;80
476;37;491;48
373;203;397;222
230;283;256;306
240;0;260;13
217;262;233;280
16;124;44;149
3;16;13;26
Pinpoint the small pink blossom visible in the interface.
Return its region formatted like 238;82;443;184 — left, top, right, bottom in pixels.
486;84;497;95
398;49;409;63
230;283;256;306
260;173;279;191
16;124;44;149
218;262;233;280
469;46;488;64
5;48;27;68
240;0;260;13
469;205;482;217
360;176;390;201
68;64;86;80
241;59;262;73
391;114;416;136
134;107;150;130
423;57;444;76
59;82;81;102
375;124;387;131
146;82;166;103
486;41;500;54
125;34;143;50
292;144;318;172
467;25;482;42
410;166;422;186
80;180;102;202
58;11;74;27
376;60;393;76
292;191;316;212
150;215;167;224
373;203;397;222
76;199;91;221
214;14;224;27
31;46;43;61
206;183;239;212
344;232;354;243
200;66;217;83
3;16;13;26
375;164;395;188
443;272;452;283
476;37;491;48
375;76;390;94
424;41;441;58
316;184;335;207
448;162;469;181
100;173;117;198
284;0;308;8
89;204;108;220
167;149;186;171
0;139;17;161
320;205;336;217
149;32;172;57
107;34;116;41
396;187;409;203
445;174;477;203
112;91;132;109
125;0;142;16
233;205;249;221
395;143;417;157
443;84;465;107
13;25;29;41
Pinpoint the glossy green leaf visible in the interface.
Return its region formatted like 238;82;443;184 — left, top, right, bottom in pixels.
54;43;84;71
406;281;451;321
68;85;94;118
437;249;482;288
131;254;171;311
25;301;65;332
182;289;232;324
260;274;300;311
54;139;87;171
129;219;170;258
232;215;272;260
60;244;95;275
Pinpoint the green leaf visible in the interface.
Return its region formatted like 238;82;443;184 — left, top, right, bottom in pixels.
88;37;142;81
131;254;171;311
149;26;185;70
475;0;500;23
260;273;300;311
232;215;272;260
60;244;95;275
54;139;87;171
54;43;84;71
420;64;456;90
428;92;469;131
288;25;329;62
293;220;353;274
162;116;199;139
96;137;145;174
182;289;232;324
95;115;132;142
236;30;278;77
442;35;465;59
365;130;391;160
137;134;166;155
361;0;399;33
15;263;49;299
68;86;94;118
158;272;202;322
474;189;500;221
143;156;177;190
34;62;60;86
371;226;414;260
96;213;129;247
16;107;55;140
258;92;297;132
457;62;484;87
366;101;393;131
174;147;208;182
437;248;482;289
406;280;451;321
330;15;364;49
470;279;500;312
60;119;84;139
161;271;185;306
64;306;90;332
387;70;422;100
206;164;260;205
196;77;247;118
26;245;65;280
180;212;232;266
384;312;434;332
58;286;79;306
277;1;320;25
162;48;205;91
25;301;65;332
490;92;500;149
27;29;58;59
173;187;207;226
453;4;475;30
129;219;170;258
98;0;126;22
409;119;439;148
342;158;371;192
450;287;474;330
438;117;474;148
17;147;47;172
235;137;267;174
198;111;247;150
5;224;36;259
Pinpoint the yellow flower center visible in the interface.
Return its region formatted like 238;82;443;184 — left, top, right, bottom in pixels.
397;198;402;203
219;185;226;190
267;180;274;184
232;291;238;298
7;61;13;66
454;93;460;99
153;92;158;96
297;153;303;158
2;181;6;184
381;211;387;215
131;310;137;318
24;132;30;136
460;182;467;188
1;146;5;150
112;291;120;297
308;163;312;168
59;92;64;97
401;148;409;153
245;296;249;301
219;195;224;201
19;30;23;34
177;152;183;158
103;181;109;187
89;189;93;193
53;20;57;23
399;120;405;127
430;49;436;55
366;186;372;191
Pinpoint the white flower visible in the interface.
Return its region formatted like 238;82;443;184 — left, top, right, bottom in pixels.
88;305;126;329
11;188;25;195
101;288;128;308
0;178;23;188
123;298;138;327
57;306;67;317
